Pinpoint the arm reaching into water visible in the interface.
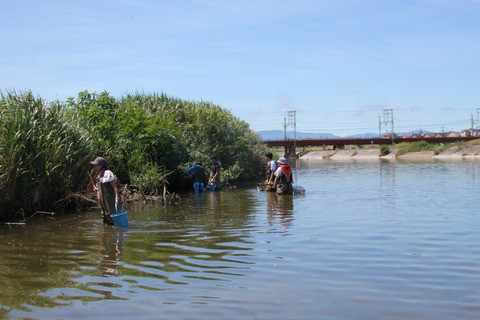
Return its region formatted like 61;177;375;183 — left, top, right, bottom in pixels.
265;161;276;184
272;175;279;189
268;171;275;184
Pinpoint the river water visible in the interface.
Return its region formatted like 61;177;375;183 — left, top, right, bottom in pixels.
1;160;480;319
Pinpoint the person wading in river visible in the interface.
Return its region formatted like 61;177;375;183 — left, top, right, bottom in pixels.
264;152;277;186
272;157;293;195
188;160;207;193
209;156;221;190
90;157;119;225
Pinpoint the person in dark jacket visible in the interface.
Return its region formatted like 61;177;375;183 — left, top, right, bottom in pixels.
188;161;207;193
90;157;119;225
208;156;221;190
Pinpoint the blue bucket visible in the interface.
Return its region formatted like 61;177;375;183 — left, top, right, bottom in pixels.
206;183;216;192
111;210;128;227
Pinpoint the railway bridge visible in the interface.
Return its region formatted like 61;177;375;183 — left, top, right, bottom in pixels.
263;136;479;157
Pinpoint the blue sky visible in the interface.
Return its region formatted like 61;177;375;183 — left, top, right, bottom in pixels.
1;0;480;135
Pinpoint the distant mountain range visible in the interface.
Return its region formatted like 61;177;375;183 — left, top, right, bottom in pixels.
258;130;339;140
258;130;433;140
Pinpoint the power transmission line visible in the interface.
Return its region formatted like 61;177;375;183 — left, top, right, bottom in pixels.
378;114;382;137
286;110;297;154
383;108;394;143
250;106;480;136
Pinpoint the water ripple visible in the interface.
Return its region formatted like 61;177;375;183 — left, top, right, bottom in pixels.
3;161;480;319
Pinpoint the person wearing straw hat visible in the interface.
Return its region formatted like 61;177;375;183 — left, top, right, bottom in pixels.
90;157;119;225
272;157;293;195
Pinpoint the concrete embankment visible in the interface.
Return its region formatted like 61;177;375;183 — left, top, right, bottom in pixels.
352;149;381;160
452;145;480;157
300;150;337;160
380;149;398;160
300;146;480;161
330;150;356;160
435;146;460;158
397;151;436;160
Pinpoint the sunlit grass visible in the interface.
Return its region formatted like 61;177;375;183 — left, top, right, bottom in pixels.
394;141;472;156
0;91;265;220
0;91;92;219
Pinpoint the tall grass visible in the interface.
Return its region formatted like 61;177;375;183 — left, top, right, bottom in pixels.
0;91;265;219
0;92;93;219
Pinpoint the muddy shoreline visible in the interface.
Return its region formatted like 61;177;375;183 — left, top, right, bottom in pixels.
0;187;179;224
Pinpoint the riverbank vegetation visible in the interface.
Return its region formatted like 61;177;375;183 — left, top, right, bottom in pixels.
394;141;441;155
379;145;390;156
0;91;265;220
394;139;480;156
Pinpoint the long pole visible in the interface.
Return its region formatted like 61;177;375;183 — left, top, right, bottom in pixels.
477;108;480;129
293;110;297;152
283;116;287;155
88;174;96;190
391;109;394;144
378;114;382;137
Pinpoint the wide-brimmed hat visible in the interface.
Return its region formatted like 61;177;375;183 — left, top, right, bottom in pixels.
90;157;108;167
277;157;288;165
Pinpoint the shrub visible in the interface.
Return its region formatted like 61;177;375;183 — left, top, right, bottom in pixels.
130;162;172;195
380;145;390;156
117;93;265;185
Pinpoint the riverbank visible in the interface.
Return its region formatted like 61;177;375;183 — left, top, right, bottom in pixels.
300;143;480;160
0;91;265;221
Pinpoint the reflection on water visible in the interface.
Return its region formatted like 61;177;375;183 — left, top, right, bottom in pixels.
2;160;480;319
266;192;294;228
97;228;125;277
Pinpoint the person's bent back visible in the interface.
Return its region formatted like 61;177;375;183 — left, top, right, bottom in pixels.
188;161;207;193
272;157;293;195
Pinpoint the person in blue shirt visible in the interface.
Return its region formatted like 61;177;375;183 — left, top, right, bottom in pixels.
188;161;207;193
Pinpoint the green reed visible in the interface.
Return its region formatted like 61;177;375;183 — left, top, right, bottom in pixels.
0;91;265;219
0;91;93;219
